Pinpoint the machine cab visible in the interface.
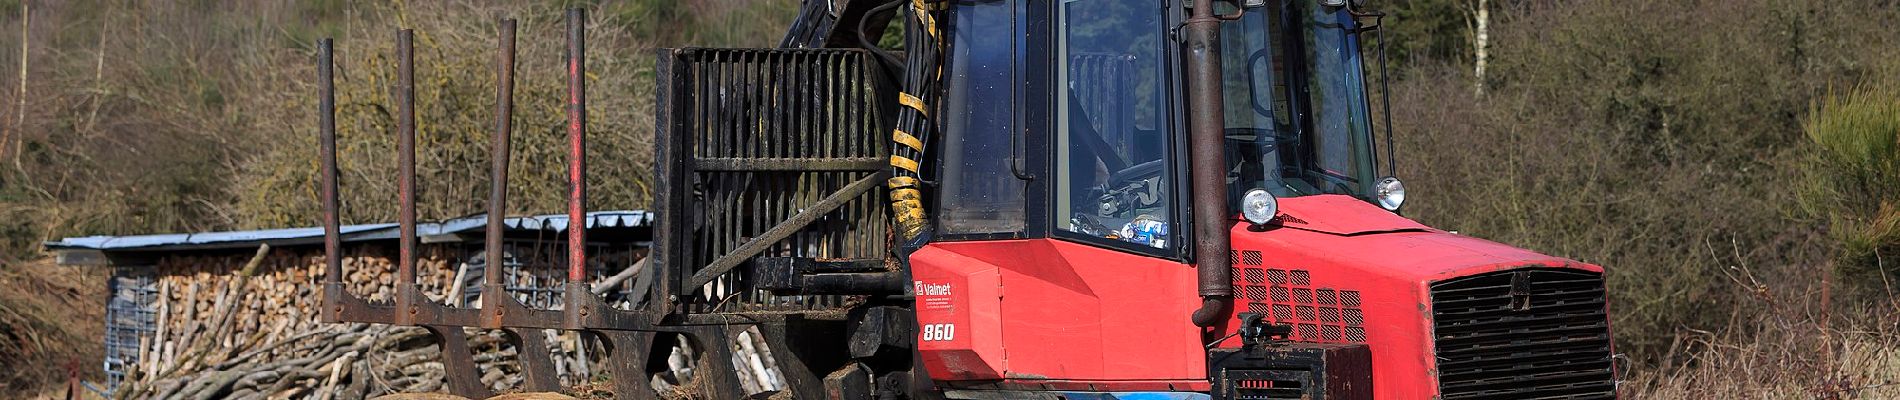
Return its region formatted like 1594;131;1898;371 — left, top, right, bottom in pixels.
930;0;1387;253
906;0;1401;393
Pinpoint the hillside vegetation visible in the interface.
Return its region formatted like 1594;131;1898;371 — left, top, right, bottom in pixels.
1;0;1897;398
1382;0;1900;396
0;0;795;247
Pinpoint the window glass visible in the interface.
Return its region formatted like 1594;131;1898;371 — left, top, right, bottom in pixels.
1219;1;1377;204
1219;3;1291;133
1055;0;1174;249
1217;5;1315;199
1298;1;1374;191
938;0;1026;235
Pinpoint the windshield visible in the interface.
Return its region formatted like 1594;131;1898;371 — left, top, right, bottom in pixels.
1218;0;1377;206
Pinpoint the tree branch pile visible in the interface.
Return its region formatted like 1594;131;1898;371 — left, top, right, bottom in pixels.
90;238;805;399
104;243;614;399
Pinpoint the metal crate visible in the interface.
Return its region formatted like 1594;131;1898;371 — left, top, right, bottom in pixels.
102;269;158;393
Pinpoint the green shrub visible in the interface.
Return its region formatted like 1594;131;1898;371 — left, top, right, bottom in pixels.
1802;81;1900;297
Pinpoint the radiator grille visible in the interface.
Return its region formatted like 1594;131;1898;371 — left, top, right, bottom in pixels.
1431;268;1615;399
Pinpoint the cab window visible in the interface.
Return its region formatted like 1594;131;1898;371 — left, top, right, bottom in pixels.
938;0;1026;236
1219;0;1378;203
1054;0;1177;250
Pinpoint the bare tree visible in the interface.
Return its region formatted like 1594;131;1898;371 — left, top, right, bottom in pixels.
7;0;27;162
1471;0;1488;97
86;6;110;135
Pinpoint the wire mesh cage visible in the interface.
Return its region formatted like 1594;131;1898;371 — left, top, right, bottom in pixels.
454;237;647;311
102;268;159;393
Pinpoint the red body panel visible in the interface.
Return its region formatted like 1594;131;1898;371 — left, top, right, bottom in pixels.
1218;196;1604;398
913;195;1608;397
912;239;1210;391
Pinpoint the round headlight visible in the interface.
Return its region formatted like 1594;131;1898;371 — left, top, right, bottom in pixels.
1242;189;1278;225
1376;177;1406;211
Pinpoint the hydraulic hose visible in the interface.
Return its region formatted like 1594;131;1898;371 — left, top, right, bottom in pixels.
887;0;943;242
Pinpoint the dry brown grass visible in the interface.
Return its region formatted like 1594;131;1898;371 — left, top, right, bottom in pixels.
0;0;797;256
1623;264;1900;399
0;259;107;397
1632;330;1900;399
230;1;662;228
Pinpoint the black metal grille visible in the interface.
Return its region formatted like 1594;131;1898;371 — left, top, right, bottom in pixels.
653;48;891;314
1431;268;1615;400
454;239;645;310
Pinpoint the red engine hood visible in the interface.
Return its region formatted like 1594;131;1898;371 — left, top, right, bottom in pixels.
1271;194;1430;235
1221;196;1605;399
1245;194;1596;282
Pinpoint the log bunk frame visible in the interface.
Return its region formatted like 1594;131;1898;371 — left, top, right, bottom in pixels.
317;9;897;399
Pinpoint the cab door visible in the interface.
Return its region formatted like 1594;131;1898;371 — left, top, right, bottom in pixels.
913;0;1211;390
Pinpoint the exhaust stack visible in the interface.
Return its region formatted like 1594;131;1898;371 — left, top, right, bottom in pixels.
1184;0;1234;328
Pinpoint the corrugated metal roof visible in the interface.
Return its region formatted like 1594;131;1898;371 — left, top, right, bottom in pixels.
430;211;653;234
43;210;651;252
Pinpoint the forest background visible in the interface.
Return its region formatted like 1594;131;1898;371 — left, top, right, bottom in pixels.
0;0;1896;397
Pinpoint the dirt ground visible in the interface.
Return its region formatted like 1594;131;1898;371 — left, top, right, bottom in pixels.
0;258;107;398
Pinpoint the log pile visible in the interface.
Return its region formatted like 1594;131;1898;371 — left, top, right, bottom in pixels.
108;243;613;399
101;240;796;399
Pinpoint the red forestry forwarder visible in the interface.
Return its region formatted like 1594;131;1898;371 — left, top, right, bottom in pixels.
316;1;1619;399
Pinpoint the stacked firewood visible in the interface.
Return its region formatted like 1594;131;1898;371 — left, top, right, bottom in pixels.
105;241;799;399
109;244;612;400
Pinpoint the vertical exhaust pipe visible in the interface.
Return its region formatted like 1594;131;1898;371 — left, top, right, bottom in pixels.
563;8;589;329
482;18;517;329
1184;0;1233;328
395;29;420;326
318;38;343;323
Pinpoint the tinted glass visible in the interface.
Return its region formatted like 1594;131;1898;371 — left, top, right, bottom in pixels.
938;0;1026;235
1220;1;1377;203
1055;0;1175;249
1299;1;1374;189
